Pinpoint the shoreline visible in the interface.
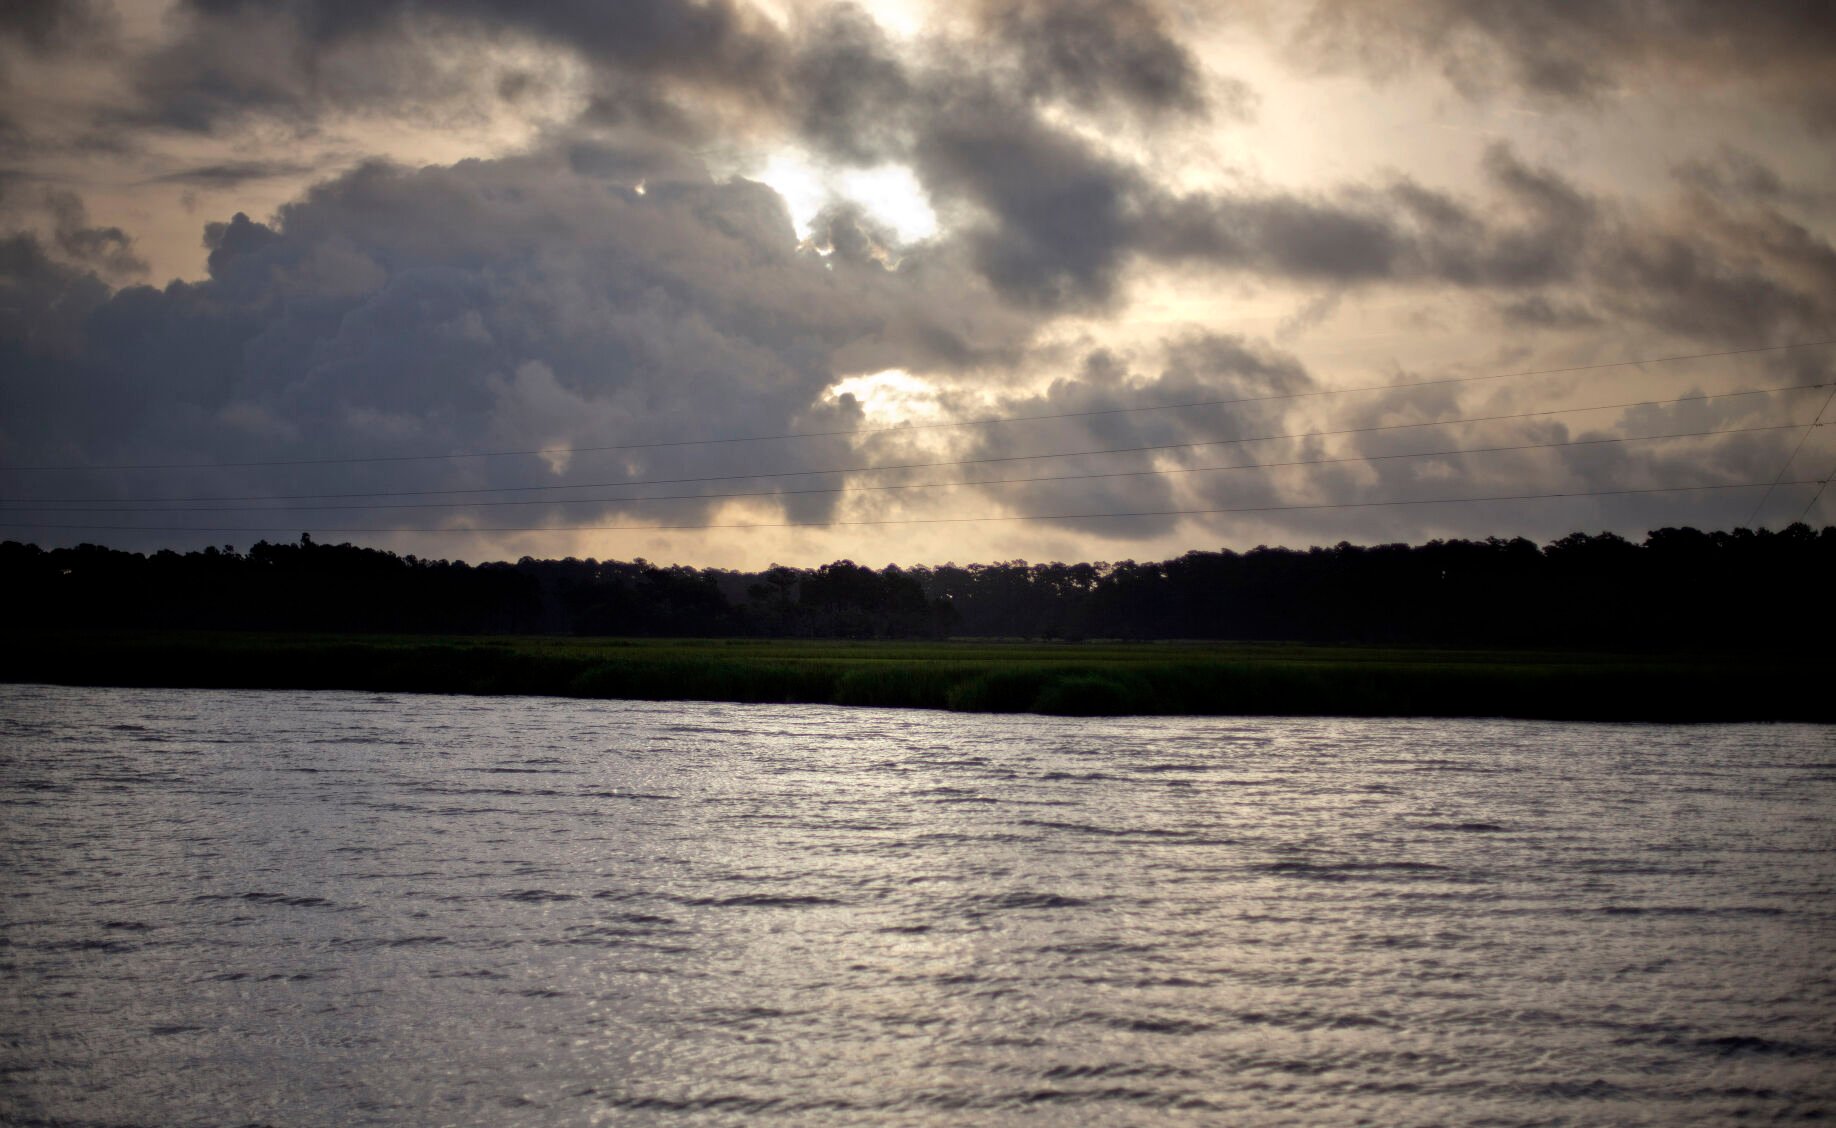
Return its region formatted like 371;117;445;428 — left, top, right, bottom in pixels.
3;631;1828;723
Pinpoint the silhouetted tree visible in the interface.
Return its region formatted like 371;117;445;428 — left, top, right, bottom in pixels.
4;524;1830;651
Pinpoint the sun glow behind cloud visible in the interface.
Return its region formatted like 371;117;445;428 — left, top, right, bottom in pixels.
754;150;939;243
825;368;948;425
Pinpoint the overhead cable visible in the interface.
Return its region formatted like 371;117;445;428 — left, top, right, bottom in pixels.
1743;384;1836;528
5;382;1827;506
6;339;1831;473
0;423;1805;515
1;480;1820;536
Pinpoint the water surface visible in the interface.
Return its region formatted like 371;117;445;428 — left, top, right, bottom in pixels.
2;685;1832;1125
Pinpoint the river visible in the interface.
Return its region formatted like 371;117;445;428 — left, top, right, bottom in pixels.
2;684;1832;1125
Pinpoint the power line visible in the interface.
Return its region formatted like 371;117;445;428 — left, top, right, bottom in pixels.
1743;384;1836;528
6;382;1826;506
6;339;1832;473
0;423;1802;515
1795;460;1836;526
1;480;1819;536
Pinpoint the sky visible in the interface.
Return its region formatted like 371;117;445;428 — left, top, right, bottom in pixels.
2;0;1834;569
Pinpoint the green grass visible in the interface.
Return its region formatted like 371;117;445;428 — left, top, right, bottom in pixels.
1;630;1828;722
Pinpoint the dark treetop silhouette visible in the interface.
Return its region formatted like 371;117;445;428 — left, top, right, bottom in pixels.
3;524;1830;652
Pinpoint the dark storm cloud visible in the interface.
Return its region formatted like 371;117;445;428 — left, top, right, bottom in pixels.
977;0;1215;119
0;143;1030;541
29;0;1830;345
142;160;323;188
129;3;478;133
134;0;1225;142
132;0;791;133
1158;332;1313;390
1176;334;1836;549
27;0;1833;372
4;0;1830;553
805;201;898;267
919;334;1322;539
914;94;1145;308
0;0;112;52
448;0;783;86
787;3;914;164
1383;146;1596;289
775;14;1192;309
1339;351;1834;543
111;0;1250;313
1291;0;1836;130
1143;190;1406;282
1146;143;1607;291
0;184;146;296
771;2;1242;307
44;190;147;278
1588;219;1836;347
1134;152;1589;295
0;232;111;359
1496;295;1601;331
1131;144;1836;349
1672;149;1836;220
1563;152;1836;348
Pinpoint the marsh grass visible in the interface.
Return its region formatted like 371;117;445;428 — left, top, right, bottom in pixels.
3;631;1826;722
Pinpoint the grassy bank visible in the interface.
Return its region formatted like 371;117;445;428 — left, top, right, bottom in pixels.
1;631;1828;722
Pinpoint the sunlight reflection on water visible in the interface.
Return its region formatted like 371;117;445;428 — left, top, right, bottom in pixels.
1;685;1832;1126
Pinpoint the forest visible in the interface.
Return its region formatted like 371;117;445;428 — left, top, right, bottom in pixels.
2;524;1830;652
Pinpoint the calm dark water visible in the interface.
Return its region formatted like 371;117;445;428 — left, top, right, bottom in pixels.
1;684;1832;1126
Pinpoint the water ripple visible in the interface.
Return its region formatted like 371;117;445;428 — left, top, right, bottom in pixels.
1;684;1831;1127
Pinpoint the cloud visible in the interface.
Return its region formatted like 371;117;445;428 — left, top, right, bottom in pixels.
128;3;492;133
914;333;1323;540
1131;144;1836;349
0;231;111;359
2;0;1830;557
12;130;1819;556
977;0;1218;119
142;160;323;188
0;186;147;294
128;0;788;134
111;0;1258;316
0;142;1038;543
45;189;147;278
1290;0;1836;131
1496;295;1601;331
786;3;914;164
130;0;1234;144
1673;148;1836;221
914;92;1147;308
0;0;113;53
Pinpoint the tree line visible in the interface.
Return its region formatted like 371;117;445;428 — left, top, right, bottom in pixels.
3;524;1831;650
